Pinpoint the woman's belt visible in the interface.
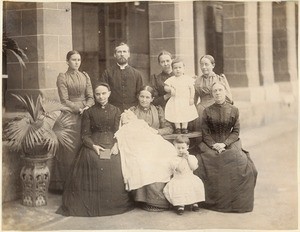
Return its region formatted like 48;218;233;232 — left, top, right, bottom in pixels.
69;96;85;102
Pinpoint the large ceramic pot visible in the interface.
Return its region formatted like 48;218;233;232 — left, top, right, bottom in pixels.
20;153;54;207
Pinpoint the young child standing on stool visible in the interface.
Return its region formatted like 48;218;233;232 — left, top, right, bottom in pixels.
164;59;198;134
163;135;204;215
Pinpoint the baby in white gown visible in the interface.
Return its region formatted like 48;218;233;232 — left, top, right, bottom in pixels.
115;110;177;191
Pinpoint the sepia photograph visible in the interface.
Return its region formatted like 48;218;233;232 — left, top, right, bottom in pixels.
1;0;299;231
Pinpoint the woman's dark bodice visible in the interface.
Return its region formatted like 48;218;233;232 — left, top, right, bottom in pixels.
81;103;121;149
202;102;239;147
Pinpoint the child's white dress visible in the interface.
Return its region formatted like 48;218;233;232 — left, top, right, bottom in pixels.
115;117;177;191
164;75;198;123
163;154;204;206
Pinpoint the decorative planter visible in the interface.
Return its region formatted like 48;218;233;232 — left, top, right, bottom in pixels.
20;154;54;207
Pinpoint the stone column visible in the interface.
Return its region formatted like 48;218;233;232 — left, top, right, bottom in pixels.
258;2;275;85
148;2;195;76
244;2;260;88
193;2;206;75
5;2;73;111
286;2;298;82
258;2;280;102
223;2;262;102
286;2;298;99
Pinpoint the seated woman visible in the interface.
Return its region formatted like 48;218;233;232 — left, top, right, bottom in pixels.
129;85;173;135
115;110;176;212
56;82;134;217
128;86;173;211
196;82;258;213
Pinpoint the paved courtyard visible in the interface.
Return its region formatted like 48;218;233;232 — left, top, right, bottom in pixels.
2;115;298;231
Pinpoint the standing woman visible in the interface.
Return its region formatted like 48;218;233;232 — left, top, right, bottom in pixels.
50;50;94;191
57;83;134;216
196;82;257;212
194;55;233;130
150;50;174;108
129;85;173;211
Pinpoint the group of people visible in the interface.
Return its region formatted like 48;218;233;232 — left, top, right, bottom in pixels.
51;42;258;217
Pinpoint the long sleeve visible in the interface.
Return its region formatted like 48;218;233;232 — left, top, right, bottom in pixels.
82;72;95;107
81;110;94;149
220;74;233;104
57;73;81;113
136;72;143;93
224;109;240;147
187;155;199;171
113;107;121;143
150;74;167;107
157;106;173;135
194;86;200;105
201;109;216;148
151;72;173;108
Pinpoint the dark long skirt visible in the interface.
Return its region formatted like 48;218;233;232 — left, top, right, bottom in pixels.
49;113;82;191
195;139;258;213
133;183;170;209
56;146;134;217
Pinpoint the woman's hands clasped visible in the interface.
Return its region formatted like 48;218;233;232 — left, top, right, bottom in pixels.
213;143;226;154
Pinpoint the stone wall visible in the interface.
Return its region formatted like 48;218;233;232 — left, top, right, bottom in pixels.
222;2;248;88
149;1;195;77
4;2;73;111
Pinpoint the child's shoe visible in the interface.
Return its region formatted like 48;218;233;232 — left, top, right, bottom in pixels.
181;128;189;134
176;206;184;215
191;203;200;212
175;128;181;134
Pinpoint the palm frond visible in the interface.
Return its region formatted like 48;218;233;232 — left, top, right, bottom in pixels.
43;129;59;155
52;114;76;152
4;93;76;156
25;95;37;121
8;49;27;68
4;114;47;152
40;98;64;112
11;94;28;109
5;117;31;151
11;94;38;121
24;123;45;150
33;95;43;121
3;35;28;68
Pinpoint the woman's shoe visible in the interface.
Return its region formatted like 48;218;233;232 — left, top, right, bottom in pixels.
176;206;184;215
175;128;181;134
142;204;165;212
181;129;189;134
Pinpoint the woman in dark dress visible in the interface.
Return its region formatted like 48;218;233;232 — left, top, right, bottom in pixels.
196;82;257;213
129;86;173;211
57;83;134;216
50;50;94;191
150;50;174;108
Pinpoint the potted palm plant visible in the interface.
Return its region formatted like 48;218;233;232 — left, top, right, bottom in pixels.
4;94;75;207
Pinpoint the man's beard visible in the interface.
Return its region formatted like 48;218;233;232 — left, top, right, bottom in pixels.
117;57;128;65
